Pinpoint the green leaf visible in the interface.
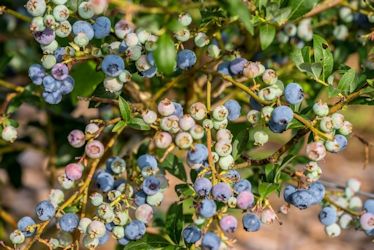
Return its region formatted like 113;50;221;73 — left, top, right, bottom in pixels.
112;121;126;132
258;182;279;198
288;0;319;20
226;0;254;34
154;34;176;75
120;234;175;250
70;61;105;104
118;96;131;122
128;118;151;130
259;24;276;50
338;68;356;94
311;63;322;79
313;35;334;81
159;155;187;181
232;129;249;160
165;203;184;245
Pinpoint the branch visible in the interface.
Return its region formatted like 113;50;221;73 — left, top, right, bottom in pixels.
303;0;343;18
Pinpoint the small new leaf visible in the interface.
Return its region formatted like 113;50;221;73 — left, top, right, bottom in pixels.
118;96;131;122
259;24;276;50
112;121;126;132
128;118;151;131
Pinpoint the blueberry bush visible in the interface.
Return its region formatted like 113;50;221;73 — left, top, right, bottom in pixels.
1;0;374;249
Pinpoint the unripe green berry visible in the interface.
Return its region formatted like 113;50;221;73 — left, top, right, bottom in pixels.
253;131;268;146
313;101;329;117
194;32;209;47
213;119;228;130
41;54;57;69
218;155;234;170
10;230;25;245
247;110;260;125
146;192;164;206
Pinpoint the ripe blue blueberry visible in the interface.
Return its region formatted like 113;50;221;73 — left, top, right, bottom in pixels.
224;99;241;121
124;220;146;240
95;171;114;192
106;156;126;174
137;154;158;170
28;64;45;85
229;58;248;75
289;190;314;209
93;16;111;39
172;102;184;118
198;199;217;218
142;176;161;195
141;66;157;78
217;61;231;75
308;181;325;204
242;213;261;232
319;206;337;226
223;170;241;182
98;231;110;245
364;199;374;213
59;213;79;232
33;28;55;45
234;179;252;193
183;224;201;244
101;55;125;77
201;232;221;250
134;191;147;206
177;49;197;70
284;83;304;104
43;75;61;92
17;216;36;237
72;21;94;40
271;106;294;124
194;177;212;197
60;76;75;94
212;182;233;202
283;185;296;203
118;237;130;245
187;144;208;165
35;200;56;221
334;134;348;151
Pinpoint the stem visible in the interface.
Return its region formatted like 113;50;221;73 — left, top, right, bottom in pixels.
0;6;31;22
320;179;374;199
303;0;344;18
324;195;362;217
293;113;333;140
219;74;272;106
0;79;24;92
0;207;17;228
206;80;217;184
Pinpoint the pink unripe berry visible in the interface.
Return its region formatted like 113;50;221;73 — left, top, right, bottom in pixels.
87;220;106;238
142;110;157;124
85;140;104;159
160;115;180;133
154;132;172;149
260;209;277;224
157;98;175;117
214;140;232;157
262;69;278;85
216;129;233;142
65;163;84;181
219;215;238;233
236;191;254;209
67;129;85;148
360;212;374;231
189;102;207;120
306;141;326;161
85;123;100;138
89;0;108;15
179;114;195;131
135;204;153;224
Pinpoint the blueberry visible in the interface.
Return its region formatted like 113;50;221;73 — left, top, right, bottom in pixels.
289;190;314;209
219;215;238;233
101;55;125;77
60;76;75;94
106;156;126;174
137;154;158;170
183;224;201;244
98;231;110;245
242;213;261;232
364;199;374;213
187;144;208;165
223;170;241;182
271;106;293;124
283;185;296;203
172;102;184;118
142;176;161;195
33;28;55;45
124;220;146;240
308;182;325;204
17;216;36;237
28;64;45;85
217;61;231;75
224;99;241;121
93;16;111;39
229;58;248;75
335;134;348;151
146;53;155;66
237;190;254;209
51;63;69;80
268;119;288;133
319;206;337;226
198;199;217;218
118;237;130;245
72;20;94;40
35;200;56;221
141;66;157;78
201;232;221;250
95;171;114;192
42;91;62;104
194;178;212;197
249;97;262;111
212;182;233;202
59;213;79;232
284;83;304;104
234;179;252;193
177;49;197;70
